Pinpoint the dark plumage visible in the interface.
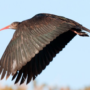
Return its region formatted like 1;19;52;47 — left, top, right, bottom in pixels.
0;13;90;84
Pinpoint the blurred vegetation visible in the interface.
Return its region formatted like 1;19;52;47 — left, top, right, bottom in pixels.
0;84;27;90
0;80;90;90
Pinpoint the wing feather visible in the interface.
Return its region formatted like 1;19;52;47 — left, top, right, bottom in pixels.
12;72;18;80
15;71;22;84
1;69;6;80
26;61;33;84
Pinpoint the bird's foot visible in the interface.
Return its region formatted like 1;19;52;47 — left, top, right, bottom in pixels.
79;32;89;36
71;30;89;37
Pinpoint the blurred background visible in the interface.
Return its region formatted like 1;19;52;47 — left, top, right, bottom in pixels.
0;0;90;90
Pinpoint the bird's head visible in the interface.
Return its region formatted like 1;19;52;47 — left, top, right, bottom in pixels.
0;22;20;31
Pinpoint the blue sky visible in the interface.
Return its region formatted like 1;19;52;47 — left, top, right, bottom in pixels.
0;0;90;89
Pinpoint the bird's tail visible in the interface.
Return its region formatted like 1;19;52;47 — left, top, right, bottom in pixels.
82;26;90;32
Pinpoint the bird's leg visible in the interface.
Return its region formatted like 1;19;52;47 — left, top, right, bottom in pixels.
71;30;89;36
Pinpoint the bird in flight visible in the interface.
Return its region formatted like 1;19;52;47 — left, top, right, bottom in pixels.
0;13;90;85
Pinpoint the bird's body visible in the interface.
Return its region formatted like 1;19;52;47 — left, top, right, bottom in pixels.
0;13;90;84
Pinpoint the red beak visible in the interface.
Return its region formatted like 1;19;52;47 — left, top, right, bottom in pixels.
0;25;10;31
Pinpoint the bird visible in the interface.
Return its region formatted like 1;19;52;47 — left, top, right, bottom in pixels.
0;13;90;85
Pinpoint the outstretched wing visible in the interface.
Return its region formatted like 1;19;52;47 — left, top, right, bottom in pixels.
12;30;76;84
0;14;78;84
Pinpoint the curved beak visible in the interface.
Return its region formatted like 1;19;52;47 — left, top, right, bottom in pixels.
0;25;10;31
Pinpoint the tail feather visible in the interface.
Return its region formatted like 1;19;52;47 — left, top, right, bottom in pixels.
82;26;90;32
